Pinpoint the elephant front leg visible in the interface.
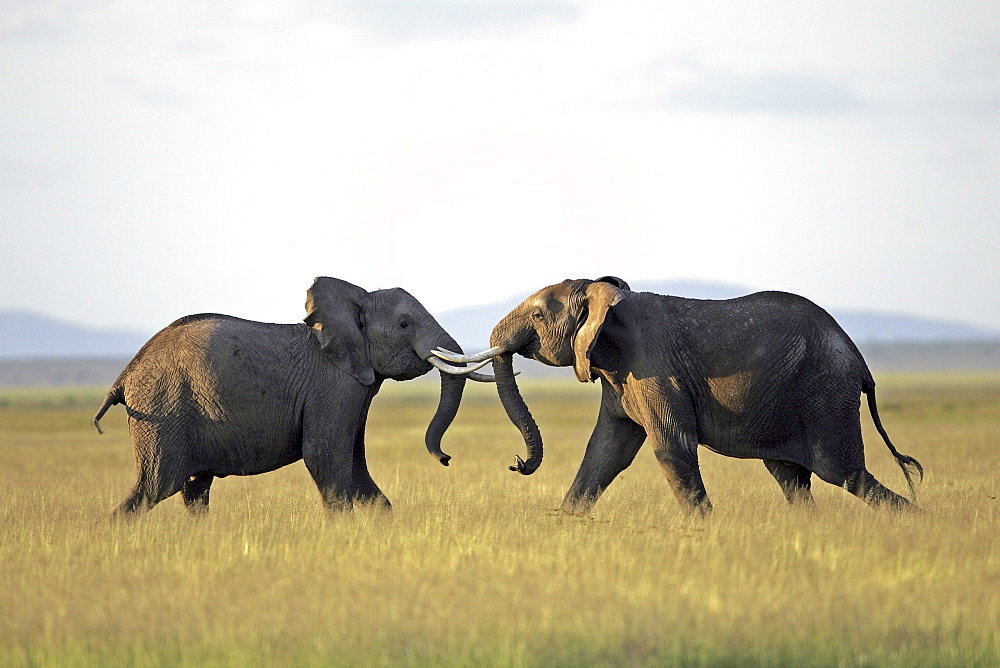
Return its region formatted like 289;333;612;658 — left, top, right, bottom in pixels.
560;408;646;516
302;436;358;512
301;391;374;512
349;425;390;509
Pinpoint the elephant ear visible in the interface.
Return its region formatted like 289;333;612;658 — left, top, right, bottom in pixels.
572;281;624;383
304;277;376;386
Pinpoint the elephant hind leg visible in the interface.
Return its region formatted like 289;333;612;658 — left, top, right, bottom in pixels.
843;468;912;510
763;459;814;505
110;482;153;518
110;476;189;518
110;458;191;519
181;472;214;514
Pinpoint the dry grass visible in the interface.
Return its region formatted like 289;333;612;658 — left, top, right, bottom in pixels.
0;374;997;666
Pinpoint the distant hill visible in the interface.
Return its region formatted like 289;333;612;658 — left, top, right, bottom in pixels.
0;310;150;359
436;279;1000;351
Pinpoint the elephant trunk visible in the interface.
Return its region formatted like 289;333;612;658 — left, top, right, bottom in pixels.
493;352;543;475
425;371;466;465
423;333;467;465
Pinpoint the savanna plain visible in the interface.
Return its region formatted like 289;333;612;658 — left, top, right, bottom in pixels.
1;373;997;666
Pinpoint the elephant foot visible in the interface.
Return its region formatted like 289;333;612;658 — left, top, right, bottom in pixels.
353;495;392;511
558;494;598;517
844;469;915;511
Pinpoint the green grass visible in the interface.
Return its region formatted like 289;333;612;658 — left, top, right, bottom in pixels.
1;374;997;666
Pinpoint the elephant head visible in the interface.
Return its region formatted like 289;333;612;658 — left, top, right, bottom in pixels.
305;276;492;465
433;276;629;475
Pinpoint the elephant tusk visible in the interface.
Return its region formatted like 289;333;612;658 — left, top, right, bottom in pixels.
462;369;520;383
427;356;491;375
465;369;519;382
432;346;507;363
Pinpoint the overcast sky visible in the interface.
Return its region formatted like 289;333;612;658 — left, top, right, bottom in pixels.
2;1;999;334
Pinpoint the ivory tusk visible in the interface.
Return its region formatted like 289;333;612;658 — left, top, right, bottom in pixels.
427;356;491;375
432;346;506;363
465;370;518;383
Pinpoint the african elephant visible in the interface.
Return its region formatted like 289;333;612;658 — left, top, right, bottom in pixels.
94;277;490;517
435;276;923;515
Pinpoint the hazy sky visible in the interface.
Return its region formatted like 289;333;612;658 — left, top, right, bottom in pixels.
3;1;999;334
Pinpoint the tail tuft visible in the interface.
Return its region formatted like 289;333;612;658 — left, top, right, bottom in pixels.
894;452;925;500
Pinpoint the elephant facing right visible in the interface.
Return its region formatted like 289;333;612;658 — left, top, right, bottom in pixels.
435;276;924;515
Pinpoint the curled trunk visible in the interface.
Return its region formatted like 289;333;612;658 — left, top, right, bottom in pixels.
493;353;543;475
424;371;466;465
422;332;468;465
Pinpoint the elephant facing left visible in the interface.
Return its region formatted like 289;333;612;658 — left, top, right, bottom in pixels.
94;277;489;517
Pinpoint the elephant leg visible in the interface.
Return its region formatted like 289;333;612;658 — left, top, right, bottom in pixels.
646;414;711;515
560;391;646;515
181;471;214;514
111;480;153;517
302;395;366;512
111;427;191;518
111;471;188;518
843;468;912;510
763;459;814;505
805;406;912;510
349;419;390;509
303;442;355;511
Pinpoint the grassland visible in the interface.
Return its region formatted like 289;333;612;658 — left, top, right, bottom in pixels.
1;374;997;666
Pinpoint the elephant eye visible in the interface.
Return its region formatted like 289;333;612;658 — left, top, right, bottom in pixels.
399;319;409;329
532;310;544;321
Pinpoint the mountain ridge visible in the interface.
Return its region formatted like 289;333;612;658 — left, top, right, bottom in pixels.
0;310;150;359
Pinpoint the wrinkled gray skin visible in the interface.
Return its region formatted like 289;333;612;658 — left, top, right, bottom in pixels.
483;276;923;515
94;277;469;517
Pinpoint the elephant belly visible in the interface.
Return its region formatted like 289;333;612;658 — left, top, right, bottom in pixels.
697;409;806;461
194;423;303;476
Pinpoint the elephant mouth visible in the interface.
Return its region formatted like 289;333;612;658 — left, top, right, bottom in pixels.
385;366;427;382
516;340;541;359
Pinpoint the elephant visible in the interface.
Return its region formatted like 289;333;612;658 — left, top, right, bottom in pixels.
434;276;923;515
94;276;491;517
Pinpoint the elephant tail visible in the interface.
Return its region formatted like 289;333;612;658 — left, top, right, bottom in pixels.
93;385;125;435
864;383;924;500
